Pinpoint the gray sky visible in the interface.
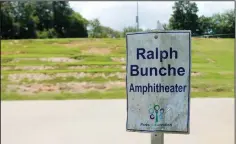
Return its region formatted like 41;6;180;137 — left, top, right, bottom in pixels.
69;1;234;31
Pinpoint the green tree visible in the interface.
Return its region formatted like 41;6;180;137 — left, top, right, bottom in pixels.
64;12;88;38
0;2;16;39
34;1;53;31
162;23;170;30
88;19;102;38
36;1;88;38
13;2;38;39
52;1;73;37
198;16;213;35
122;26;143;37
87;19;122;38
1;1;89;39
211;10;235;36
101;26;121;38
169;1;199;35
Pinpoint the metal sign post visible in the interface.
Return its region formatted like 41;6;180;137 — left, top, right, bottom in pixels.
151;133;164;144
152;23;165;144
126;30;191;144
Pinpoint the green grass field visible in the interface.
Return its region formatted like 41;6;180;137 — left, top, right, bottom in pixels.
1;38;234;100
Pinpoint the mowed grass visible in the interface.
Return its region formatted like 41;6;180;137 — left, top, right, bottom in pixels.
1;38;234;100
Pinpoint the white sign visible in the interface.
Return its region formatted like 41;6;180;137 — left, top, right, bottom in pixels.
126;31;191;133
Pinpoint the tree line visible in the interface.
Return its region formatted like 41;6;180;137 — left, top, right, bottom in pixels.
169;1;235;37
1;1;88;39
124;1;235;38
1;1;235;39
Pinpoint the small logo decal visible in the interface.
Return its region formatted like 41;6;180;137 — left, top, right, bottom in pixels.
148;104;164;123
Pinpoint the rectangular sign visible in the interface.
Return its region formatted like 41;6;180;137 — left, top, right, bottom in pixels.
126;31;191;133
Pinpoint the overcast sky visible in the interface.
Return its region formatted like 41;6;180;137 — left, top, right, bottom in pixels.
69;1;234;31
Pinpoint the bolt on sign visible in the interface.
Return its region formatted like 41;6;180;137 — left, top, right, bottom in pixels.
126;31;191;133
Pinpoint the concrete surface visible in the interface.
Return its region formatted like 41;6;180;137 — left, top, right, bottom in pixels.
1;98;234;144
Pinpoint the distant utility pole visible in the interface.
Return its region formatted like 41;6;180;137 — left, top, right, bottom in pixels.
136;1;139;31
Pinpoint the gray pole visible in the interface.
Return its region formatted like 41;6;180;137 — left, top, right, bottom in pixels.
151;133;164;144
136;1;139;31
151;19;164;144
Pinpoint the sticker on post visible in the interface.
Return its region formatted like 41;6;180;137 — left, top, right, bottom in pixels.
126;30;191;133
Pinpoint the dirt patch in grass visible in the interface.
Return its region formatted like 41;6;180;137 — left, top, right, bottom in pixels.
6;81;125;95
206;58;215;63
12;58;38;63
8;73;54;82
9;40;20;44
68;65;125;70
54;72;125;80
67;66;89;69
191;88;200;92
3;65;125;71
39;57;80;62
111;57;125;63
2;66;56;71
2;67;11;71
81;48;111;55
218;71;234;75
8;72;126;82
12;57;80;63
191;72;201;76
53;41;86;48
1;51;26;55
